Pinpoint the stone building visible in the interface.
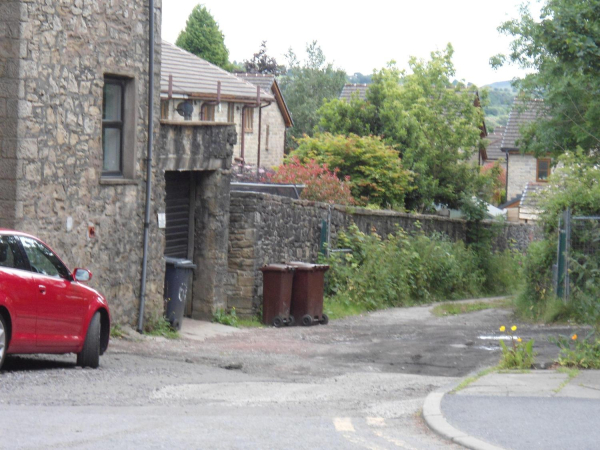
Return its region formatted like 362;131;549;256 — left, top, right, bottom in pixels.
500;99;550;222
0;1;235;324
160;41;292;169
0;0;166;323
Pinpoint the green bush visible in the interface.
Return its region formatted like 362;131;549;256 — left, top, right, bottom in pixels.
324;225;522;313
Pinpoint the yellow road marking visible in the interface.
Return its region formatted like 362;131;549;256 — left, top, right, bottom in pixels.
333;417;355;432
366;417;386;427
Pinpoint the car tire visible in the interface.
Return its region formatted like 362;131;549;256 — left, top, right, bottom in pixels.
0;314;7;370
77;312;101;369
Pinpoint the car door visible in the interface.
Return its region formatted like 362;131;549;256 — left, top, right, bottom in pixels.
0;235;37;352
19;237;87;351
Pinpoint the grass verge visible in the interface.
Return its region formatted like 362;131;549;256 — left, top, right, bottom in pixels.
431;298;513;317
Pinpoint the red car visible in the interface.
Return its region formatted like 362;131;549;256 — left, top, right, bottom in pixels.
0;230;110;370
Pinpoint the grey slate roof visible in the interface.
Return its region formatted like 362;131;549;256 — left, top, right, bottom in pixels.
160;41;274;102
485;126;506;161
501;98;546;151
519;182;546;210
339;84;369;101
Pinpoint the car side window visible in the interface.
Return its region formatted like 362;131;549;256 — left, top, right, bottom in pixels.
0;235;27;270
20;237;71;280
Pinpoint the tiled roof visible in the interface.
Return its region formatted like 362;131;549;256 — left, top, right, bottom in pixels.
339;84;369;101
519;182;547;210
501;98;546;151
485;126;506;161
160;41;274;102
234;73;275;96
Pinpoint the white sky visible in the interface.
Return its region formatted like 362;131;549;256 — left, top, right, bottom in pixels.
162;0;534;87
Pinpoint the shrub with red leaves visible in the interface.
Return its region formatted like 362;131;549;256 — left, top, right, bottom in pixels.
268;157;355;205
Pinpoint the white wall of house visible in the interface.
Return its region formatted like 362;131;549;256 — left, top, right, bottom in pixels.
507;154;538;200
160;97;286;168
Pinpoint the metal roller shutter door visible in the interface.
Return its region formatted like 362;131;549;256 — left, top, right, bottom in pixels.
164;172;191;258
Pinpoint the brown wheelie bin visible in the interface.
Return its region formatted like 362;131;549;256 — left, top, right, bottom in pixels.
289;262;330;326
260;264;295;327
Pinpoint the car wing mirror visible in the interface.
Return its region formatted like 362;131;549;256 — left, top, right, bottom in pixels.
73;268;92;282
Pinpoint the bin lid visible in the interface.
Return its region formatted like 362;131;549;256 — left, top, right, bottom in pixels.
164;256;197;269
260;264;295;273
287;261;330;272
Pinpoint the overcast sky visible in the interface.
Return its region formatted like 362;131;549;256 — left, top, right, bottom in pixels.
162;0;535;87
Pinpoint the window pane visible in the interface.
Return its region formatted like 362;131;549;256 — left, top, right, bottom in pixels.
0;235;26;270
20;237;70;279
538;160;549;180
103;127;121;173
103;83;122;121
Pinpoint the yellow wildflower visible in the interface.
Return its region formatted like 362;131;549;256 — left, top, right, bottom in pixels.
572;334;578;340
517;338;522;343
511;325;517;332
499;326;506;332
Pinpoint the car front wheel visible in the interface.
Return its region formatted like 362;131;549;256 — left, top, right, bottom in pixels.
0;314;6;370
77;312;101;368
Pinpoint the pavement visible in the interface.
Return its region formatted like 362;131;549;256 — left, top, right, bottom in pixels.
424;368;600;450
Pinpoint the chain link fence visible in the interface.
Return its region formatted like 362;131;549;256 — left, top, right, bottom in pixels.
556;210;600;316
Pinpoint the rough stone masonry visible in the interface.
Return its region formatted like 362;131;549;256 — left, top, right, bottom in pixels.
0;0;166;324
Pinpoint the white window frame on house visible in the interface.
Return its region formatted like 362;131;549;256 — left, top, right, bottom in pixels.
101;74;137;181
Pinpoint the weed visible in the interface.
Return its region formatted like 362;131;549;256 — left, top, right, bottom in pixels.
144;315;180;339
451;366;498;394
212;307;239;327
431;299;513;317
551;331;600;369
237;316;264;328
498;325;536;369
110;324;126;339
554;367;580;393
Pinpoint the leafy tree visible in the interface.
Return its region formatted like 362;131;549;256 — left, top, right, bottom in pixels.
290;133;413;209
176;5;232;70
318;45;486;212
491;0;600;157
279;42;347;149
244;41;285;75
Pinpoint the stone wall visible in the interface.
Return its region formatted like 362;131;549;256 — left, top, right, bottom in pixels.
0;0;165;324
161;95;286;169
158;122;235;320
227;192;541;316
0;0;22;229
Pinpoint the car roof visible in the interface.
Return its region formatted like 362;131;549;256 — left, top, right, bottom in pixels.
0;229;38;240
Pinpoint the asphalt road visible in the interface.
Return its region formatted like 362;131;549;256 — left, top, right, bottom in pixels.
0;299;580;449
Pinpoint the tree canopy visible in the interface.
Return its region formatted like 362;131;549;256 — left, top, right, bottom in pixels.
491;0;600;157
317;45;487;211
176;5;232;70
290;133;413;209
244;41;285;75
278;41;347;149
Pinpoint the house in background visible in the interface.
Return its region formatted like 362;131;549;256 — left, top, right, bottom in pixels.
235;73;293;167
160;42;292;169
339;83;369;101
500;98;550;222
